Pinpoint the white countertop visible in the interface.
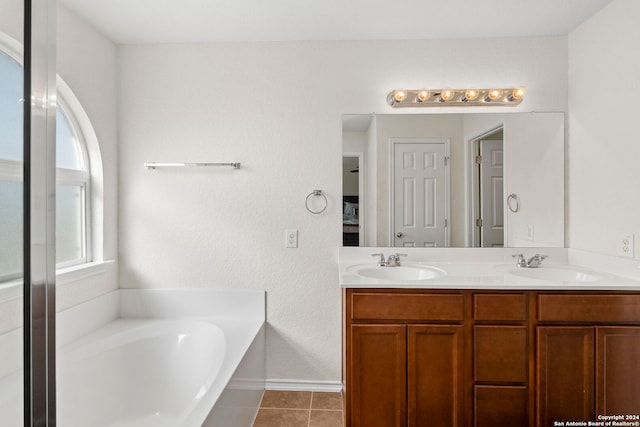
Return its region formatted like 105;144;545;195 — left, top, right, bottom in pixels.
339;247;640;291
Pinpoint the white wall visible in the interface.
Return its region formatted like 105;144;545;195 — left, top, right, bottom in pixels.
117;37;568;386
0;0;22;43
568;0;640;258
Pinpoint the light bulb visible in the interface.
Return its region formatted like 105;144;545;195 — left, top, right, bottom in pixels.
485;89;503;101
439;90;455;102
393;89;407;103
462;89;479;102
417;90;430;102
509;86;526;101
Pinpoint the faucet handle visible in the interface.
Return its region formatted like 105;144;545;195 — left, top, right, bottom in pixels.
531;254;548;263
525;254;548;268
371;253;386;266
387;253;408;266
512;253;526;267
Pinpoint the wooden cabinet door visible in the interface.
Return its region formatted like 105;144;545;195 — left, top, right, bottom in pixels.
536;327;595;426
596;327;640;415
350;325;407;427
407;325;464;427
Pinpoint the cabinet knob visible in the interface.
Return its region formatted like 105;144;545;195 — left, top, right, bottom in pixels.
396;232;404;238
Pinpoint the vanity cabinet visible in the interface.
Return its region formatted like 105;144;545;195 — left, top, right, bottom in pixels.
345;290;464;427
535;294;640;425
344;289;640;427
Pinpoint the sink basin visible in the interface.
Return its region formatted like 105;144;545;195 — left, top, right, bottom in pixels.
346;264;446;281
506;266;607;283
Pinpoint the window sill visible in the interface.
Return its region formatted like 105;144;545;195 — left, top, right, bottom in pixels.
57;260;115;286
0;260;115;297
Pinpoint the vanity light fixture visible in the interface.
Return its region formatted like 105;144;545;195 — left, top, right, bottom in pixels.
392;89;408;103
416;89;430;102
387;86;526;107
438;89;455;102
508;86;526;101
484;89;503;102
461;89;479;102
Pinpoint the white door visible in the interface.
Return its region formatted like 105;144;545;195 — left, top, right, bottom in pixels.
393;141;449;247
479;140;504;247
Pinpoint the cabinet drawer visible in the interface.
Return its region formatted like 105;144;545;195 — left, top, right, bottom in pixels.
350;292;464;322
474;294;527;321
474;326;528;383
538;294;640;323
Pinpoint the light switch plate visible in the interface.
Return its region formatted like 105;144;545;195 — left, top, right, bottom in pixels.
618;234;634;258
285;229;298;248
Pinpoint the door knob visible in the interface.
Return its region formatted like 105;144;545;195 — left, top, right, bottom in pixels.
396;232;404;238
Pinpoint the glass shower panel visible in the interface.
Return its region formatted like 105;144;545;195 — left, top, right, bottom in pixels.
0;0;24;425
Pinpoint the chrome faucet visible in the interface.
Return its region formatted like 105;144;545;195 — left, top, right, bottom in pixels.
371;253;407;267
513;253;548;268
386;253;407;267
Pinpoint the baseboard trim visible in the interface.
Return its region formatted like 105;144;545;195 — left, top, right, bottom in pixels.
265;379;344;393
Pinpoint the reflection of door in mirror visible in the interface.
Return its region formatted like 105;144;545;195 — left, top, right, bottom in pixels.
469;128;504;247
343;154;363;246
480;139;504;247
391;138;450;247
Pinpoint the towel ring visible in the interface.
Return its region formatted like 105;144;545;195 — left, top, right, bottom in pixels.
305;190;327;215
507;193;520;213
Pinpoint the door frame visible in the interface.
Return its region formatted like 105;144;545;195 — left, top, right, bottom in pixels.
389;137;451;247
343;151;365;246
465;125;504;247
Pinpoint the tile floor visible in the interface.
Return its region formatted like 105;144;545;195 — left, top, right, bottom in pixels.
253;390;344;427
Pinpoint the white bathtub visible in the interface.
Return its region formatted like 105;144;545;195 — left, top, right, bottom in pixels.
0;289;266;427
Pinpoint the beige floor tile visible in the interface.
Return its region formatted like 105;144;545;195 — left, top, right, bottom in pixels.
309;410;344;427
260;390;312;409
253;408;310;427
311;392;343;410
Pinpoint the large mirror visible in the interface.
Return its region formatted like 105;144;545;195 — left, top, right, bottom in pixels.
342;112;565;248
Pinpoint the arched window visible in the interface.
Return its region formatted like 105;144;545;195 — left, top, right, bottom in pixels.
0;42;93;281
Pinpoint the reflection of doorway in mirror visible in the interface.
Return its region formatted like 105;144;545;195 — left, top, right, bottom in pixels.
470;128;504;247
391;138;450;247
343;153;364;246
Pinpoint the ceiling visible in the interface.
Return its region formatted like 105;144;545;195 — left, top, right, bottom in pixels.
60;0;613;45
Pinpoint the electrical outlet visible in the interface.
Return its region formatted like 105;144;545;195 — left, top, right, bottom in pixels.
285;229;298;248
618;234;634;258
527;225;534;241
